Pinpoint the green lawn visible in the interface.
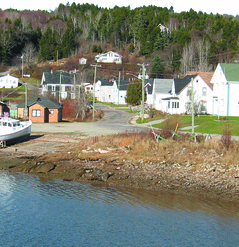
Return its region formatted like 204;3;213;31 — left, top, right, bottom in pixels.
152;115;239;136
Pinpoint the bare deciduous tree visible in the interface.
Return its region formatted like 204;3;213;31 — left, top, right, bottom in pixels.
181;43;196;74
196;40;212;72
22;42;37;67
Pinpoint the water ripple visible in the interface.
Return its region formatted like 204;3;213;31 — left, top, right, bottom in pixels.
1;171;239;247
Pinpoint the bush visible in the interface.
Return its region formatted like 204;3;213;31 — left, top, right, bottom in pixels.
221;124;232;150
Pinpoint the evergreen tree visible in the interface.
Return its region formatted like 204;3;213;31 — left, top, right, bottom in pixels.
125;81;146;105
39;27;57;61
150;55;164;78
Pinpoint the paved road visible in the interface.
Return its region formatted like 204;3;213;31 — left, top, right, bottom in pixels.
31;104;145;137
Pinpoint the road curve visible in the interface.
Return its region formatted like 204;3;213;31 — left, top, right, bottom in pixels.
31;104;145;137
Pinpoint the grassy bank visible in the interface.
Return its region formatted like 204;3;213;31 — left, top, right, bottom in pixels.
146;114;239;136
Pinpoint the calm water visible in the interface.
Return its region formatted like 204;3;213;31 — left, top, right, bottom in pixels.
1;171;239;247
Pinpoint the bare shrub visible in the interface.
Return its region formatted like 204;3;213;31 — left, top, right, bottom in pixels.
158;128;172;139
221;124;232;150
163;115;183;131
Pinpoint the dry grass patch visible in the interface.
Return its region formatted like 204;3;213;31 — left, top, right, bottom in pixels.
61;130;239;167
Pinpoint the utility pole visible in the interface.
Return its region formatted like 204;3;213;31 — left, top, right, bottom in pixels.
117;71;121;105
74;71;76;99
138;63;146;121
21;55;24;78
191;77;195;134
24;83;28;118
59;71;62;103
90;64;101;119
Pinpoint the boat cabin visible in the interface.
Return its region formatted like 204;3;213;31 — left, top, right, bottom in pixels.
0;117;21;130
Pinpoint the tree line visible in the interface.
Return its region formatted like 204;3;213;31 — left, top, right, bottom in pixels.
0;3;239;75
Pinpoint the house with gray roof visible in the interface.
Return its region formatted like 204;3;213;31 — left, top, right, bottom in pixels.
151;79;174;112
95;79;129;104
41;71;86;101
152;73;213;114
17;96;62;122
95;78;153;105
211;63;239;116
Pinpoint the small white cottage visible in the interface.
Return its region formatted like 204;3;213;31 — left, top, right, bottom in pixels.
95;51;122;64
0;74;19;89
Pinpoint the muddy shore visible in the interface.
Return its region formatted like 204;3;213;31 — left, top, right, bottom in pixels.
1;133;239;203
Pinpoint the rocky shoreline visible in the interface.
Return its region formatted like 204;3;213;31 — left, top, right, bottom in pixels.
1;134;239;203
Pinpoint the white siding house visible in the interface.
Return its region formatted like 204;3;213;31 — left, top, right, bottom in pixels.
152;79;174;112
95;79;129;104
211;63;239;116
151;73;213;115
95;51;122;64
174;74;213;115
79;57;87;65
0;74;18;88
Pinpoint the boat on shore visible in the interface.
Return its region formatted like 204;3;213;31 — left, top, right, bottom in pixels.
0;116;32;146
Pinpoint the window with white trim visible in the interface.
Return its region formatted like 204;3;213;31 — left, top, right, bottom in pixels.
32;109;41;117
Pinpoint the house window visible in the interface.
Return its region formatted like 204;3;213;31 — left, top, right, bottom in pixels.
52;85;56;91
187;87;192;96
32;109;41;117
168;101;170;108
50;110;54;114
202;87;207;96
172;101;179;108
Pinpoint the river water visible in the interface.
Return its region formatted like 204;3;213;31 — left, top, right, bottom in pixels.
1;171;239;247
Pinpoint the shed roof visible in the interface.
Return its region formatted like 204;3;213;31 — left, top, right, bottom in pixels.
17;96;62;109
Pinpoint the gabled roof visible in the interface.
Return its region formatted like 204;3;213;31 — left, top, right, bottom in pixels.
95;51;122;58
116;80;130;91
187;71;213;90
154;79;174;94
98;79;115;87
17;96;62;109
174;75;196;94
42;71;80;85
219;63;239;81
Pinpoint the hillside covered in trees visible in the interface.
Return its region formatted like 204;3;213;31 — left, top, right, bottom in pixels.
1;3;239;77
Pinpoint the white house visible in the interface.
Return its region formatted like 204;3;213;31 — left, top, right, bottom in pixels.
158;23;169;32
211;63;239;116
173;74;213;115
151;73;213;115
152;79;174;112
79;57;87;65
0;74;18;89
95;79;128;104
95;51;122;64
95;78;153;105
